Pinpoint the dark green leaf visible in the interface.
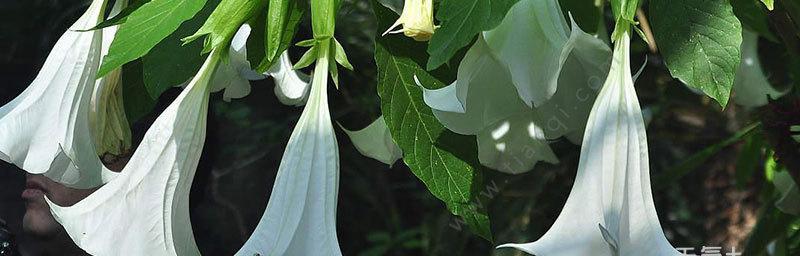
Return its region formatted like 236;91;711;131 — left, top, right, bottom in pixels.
256;0;304;72
121;60;156;124
425;0;488;70
140;0;218;99
98;0;208;77
650;0;743;108
90;0;152;31
374;2;491;241
184;0;267;54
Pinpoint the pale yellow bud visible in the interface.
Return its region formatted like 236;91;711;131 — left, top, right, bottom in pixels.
382;0;435;41
89;68;132;157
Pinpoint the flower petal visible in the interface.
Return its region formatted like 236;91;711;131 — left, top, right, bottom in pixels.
476;113;558;174
535;17;612;143
237;54;341;256
342;116;402;166
0;0;112;188
732;30;788;107
498;32;679;256
483;0;570;107
46;51;220;256
268;51;312;106
210;25;265;102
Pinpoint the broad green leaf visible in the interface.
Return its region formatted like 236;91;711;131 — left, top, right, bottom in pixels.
184;0;267;54
425;0;517;70
98;0;208;77
141;0;218;99
654;122;759;190
650;0;743;108
256;0;304;72
90;0;151;31
374;2;491;241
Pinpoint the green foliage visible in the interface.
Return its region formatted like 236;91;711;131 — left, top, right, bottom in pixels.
650;0;743;108
98;0;208;77
425;0;517;70
184;0;267;54
261;0;304;69
374;2;491;241
731;0;778;42
121;60;156;124
90;0;152;31
140;0;218;99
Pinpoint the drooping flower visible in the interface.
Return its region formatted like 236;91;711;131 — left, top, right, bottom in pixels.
0;0;118;188
419;9;611;173
46;49;225;256
732;30;789;107
342;116;402;166
497;31;680;256
90;3;132;157
267;51;311;106
382;0;436;41
210;24;266;102
237;39;342;256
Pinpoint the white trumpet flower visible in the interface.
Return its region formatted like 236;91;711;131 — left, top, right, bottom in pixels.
342;116;402;166
237;41;341;256
0;0;118;188
382;0;435;41
46;50;224;256
419;16;610;174
497;32;680;256
732;30;789;107
267;51;311;106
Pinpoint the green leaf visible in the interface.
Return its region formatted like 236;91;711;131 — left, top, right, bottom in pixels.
98;0;208;77
374;2;491;241
140;0;217;99
650;0;743;108
426;0;486;70
654;123;759;190
121;60;156;124
184;0;267;54
90;0;152;31
255;0;304;72
425;0;517;70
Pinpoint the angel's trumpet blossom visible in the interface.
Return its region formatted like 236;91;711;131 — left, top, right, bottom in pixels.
382;0;435;41
0;0;122;188
497;32;680;256
46;49;226;256
237;39;342;256
418;4;611;173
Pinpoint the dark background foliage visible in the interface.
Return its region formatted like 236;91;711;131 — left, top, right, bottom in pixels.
0;0;796;255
